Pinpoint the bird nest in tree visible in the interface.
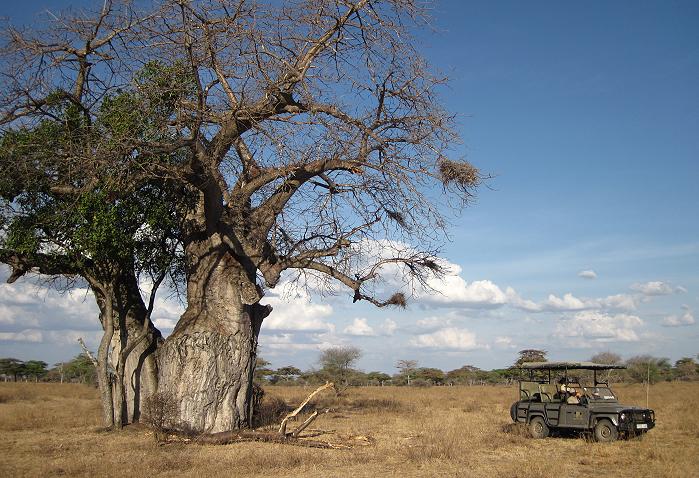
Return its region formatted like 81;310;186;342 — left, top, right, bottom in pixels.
438;158;480;189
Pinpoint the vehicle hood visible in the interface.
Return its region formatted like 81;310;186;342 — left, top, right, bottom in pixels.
587;403;651;413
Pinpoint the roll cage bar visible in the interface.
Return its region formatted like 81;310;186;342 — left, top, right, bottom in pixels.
518;361;626;386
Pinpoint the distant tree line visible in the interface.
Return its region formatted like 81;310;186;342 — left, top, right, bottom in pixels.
253;348;699;387
0;354;96;385
4;349;696;388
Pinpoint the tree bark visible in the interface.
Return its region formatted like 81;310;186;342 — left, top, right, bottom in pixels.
157;236;271;433
96;292;115;429
90;270;161;427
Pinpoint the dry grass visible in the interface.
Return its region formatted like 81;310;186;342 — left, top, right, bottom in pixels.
1;381;697;477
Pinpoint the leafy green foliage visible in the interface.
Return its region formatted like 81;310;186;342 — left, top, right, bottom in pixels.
0;62;195;283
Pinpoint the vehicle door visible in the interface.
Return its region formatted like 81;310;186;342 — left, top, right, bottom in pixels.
559;403;590;428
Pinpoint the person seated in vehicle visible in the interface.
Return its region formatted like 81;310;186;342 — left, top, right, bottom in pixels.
557;377;582;404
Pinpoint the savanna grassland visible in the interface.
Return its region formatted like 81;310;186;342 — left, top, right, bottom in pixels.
1;382;697;477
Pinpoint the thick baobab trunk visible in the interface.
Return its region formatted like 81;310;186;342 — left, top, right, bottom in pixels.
157;240;271;433
91;271;161;427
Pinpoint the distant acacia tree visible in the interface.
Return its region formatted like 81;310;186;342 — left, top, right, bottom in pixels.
319;346;362;389
273;366;303;384
0;358;25;381
24;360;48;382
62;354;98;385
414;367;445;386
625;355;672;384
590;352;622;365
1;0;481;432
589;352;623;383
365;371;391;386
673;357;698;381
396;359;419;386
515;349;547;366
446;365;483;385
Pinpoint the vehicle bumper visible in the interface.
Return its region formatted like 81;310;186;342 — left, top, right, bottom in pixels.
618;410;655;432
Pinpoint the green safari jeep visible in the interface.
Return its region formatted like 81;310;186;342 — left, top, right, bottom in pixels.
510;361;655;442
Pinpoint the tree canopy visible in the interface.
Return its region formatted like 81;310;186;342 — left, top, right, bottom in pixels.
0;0;481;432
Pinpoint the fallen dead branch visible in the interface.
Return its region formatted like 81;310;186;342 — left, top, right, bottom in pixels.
192;430;350;449
278;381;335;437
157;381;360;449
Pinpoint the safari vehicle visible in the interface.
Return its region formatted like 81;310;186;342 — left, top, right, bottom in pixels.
510;361;655;442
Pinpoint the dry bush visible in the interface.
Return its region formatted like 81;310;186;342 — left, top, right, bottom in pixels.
142;391;178;440
253;394;288;429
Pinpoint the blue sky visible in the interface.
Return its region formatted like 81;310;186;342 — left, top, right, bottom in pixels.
1;1;697;372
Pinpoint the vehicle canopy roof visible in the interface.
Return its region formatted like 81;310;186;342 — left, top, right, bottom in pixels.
519;361;626;371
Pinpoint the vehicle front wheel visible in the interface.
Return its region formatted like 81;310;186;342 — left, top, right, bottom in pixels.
594;419;618;443
529;416;549;439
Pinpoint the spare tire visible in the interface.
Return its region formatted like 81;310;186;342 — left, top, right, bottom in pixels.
510;402;519;422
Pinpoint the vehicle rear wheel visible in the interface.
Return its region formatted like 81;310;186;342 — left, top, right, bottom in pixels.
529;416;549;439
594;419;618;443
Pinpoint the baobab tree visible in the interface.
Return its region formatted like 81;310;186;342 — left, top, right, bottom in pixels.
0;0;481;433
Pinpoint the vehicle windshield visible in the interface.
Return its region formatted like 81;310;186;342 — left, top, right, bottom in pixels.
582;386;617;401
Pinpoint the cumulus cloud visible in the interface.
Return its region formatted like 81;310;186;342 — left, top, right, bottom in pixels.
415;316;453;331
538;292;636;312
0;329;43;343
409;327;482;350
554;311;643;343
578;270;597;280
343;318;375;336
263;282;334;332
545;293;587;311
0;275;102;341
150;295;185;331
381;318;397;336
494;336;516;349
595;294;637;311
662;306;695;327
420;273;508;308
506;288;542;312
630;281;675;296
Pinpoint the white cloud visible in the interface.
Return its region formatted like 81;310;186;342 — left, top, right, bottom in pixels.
343;318;376;336
0;304;40;327
539;292;636;312
153;318;177;330
494;336;516;349
662;306;695;327
410;327;482;350
150;295;185;327
595;294;637;311
506;287;542;312
630;281;674;296
578;270;597;279
0;329;44;343
45;330;102;347
416;316;453;331
381;318;397;336
545;293;587;310
263;282;334;332
554;311;643;343
420;274;508;308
